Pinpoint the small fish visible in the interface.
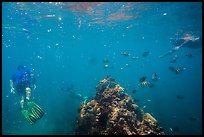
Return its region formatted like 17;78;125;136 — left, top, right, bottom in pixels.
132;56;139;60
189;116;198;121
139;76;146;82
133;98;140;103
140;81;150;87
176;95;184;100
142;51;150;57
132;89;137;94
169;66;185;74
185;53;194;58
103;58;109;63
142;106;146;109
121;52;130;56
149;83;155;88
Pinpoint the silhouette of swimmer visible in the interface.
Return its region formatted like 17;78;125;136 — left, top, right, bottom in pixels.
159;34;200;58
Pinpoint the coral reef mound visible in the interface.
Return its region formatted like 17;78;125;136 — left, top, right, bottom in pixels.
75;76;165;135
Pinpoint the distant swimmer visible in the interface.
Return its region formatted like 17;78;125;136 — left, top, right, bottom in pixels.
159;33;200;58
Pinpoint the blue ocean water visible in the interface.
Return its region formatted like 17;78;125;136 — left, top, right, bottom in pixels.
2;2;202;135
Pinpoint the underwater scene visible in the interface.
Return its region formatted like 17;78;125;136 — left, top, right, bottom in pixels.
2;2;202;135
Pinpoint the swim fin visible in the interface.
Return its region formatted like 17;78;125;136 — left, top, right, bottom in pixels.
21;100;44;125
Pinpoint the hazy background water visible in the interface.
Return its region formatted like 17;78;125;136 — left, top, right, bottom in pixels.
2;2;202;135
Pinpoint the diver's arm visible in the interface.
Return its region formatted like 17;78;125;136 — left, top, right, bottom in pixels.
9;80;15;94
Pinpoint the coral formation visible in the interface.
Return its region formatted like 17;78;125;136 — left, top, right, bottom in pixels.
75;76;165;135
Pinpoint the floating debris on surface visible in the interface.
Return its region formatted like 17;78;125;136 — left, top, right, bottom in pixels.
75;76;165;135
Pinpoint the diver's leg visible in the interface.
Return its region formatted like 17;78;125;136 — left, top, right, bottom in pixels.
20;96;24;109
26;87;31;100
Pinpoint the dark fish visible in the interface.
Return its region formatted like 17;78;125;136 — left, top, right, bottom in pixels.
132;89;137;94
142;51;150;57
169;66;185;74
176;95;184;100
103;58;109;63
185;53;194;58
139;76;146;82
189;116;198;121
133;98;140;103
149;83;155;88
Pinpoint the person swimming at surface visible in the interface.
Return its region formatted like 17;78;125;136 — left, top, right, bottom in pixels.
159;33;200;58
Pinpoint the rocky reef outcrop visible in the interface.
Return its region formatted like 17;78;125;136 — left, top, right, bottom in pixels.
75;76;165;135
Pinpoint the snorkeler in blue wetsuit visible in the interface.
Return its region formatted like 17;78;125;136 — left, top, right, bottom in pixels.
10;65;44;125
10;65;35;97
